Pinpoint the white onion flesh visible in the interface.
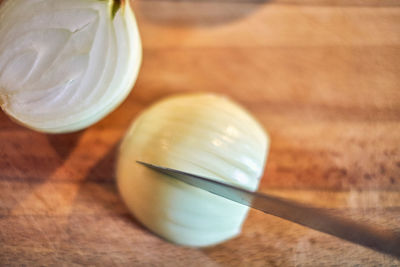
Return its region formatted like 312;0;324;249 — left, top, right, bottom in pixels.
117;94;269;247
0;0;141;133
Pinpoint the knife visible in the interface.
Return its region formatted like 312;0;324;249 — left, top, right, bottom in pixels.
137;161;400;258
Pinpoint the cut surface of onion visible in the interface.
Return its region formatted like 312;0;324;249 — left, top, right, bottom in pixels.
0;0;141;133
117;93;269;247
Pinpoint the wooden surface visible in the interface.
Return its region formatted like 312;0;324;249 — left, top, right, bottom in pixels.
1;0;400;266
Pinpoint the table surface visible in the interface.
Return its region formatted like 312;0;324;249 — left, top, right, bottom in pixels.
1;0;399;266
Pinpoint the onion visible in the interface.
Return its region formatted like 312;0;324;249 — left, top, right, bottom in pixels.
0;0;141;133
117;93;269;247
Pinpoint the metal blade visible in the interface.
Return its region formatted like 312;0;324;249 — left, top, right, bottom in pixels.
137;161;400;258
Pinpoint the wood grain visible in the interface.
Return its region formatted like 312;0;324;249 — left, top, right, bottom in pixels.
0;0;399;266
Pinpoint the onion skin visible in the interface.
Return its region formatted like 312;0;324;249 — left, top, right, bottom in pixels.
117;93;269;247
0;0;141;133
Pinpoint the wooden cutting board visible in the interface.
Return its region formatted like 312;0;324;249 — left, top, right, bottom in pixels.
0;0;399;266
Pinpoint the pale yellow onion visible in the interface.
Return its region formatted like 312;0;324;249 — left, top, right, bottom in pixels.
0;0;141;133
117;93;269;247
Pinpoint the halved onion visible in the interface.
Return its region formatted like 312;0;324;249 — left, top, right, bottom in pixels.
0;0;141;133
117;93;269;247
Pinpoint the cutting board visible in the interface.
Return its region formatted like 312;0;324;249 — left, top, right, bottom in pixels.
1;0;399;266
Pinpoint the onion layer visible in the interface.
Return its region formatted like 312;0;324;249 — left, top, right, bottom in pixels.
117;93;269;247
0;0;141;133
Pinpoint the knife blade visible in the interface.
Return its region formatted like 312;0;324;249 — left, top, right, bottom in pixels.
137;161;400;258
